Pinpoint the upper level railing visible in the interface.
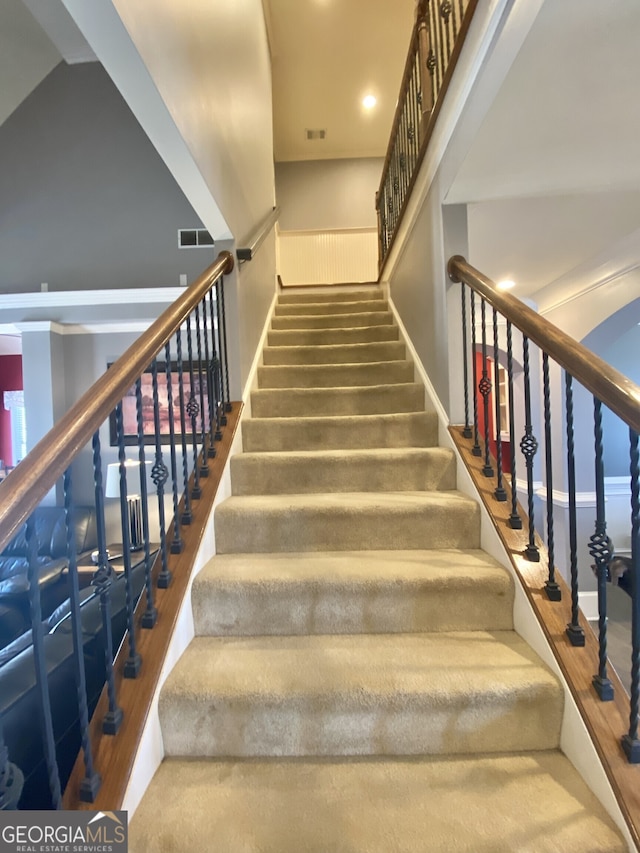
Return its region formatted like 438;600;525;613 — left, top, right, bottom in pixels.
0;250;235;809
376;0;478;269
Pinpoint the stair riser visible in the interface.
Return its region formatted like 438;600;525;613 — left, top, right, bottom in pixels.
215;501;480;553
268;326;399;346
262;341;406;365
230;451;456;495
257;361;414;388
275;300;388;316
271;313;393;330
241;413;438;451
160;689;561;759
278;289;383;305
251;385;424;418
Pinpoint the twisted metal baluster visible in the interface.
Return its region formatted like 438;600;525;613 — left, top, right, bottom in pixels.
506;320;522;529
194;301;209;476
520;335;540;561
200;296;216;458
92;430;123;735
565;372;585;645
214;285;228;426
469;290;481;456
164;345;184;554
63;468;101;800
590;396;614;701
542;353;560;600
460;283;472;438
26;514;62;808
151;359;172;589
479;298;493;477
440;0;452;61
185;315;203;499
623;428;640;761
208;289;223;441
114;401;142;677
218;276;232;412
135;377;157;628
175;328;193;524
492;307;506;500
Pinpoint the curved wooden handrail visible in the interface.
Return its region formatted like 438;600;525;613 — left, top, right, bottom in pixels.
0;250;234;554
448;255;640;433
236;206;280;262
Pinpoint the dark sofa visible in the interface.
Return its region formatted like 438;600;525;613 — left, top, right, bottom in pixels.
0;506;97;648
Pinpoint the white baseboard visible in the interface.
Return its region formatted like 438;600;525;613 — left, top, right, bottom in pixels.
578;591;599;622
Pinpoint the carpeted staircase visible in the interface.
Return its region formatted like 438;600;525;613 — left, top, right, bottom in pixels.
131;286;626;851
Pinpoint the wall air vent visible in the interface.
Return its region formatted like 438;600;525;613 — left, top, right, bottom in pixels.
178;228;214;248
305;129;326;141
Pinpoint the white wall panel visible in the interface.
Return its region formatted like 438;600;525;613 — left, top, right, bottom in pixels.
278;228;378;285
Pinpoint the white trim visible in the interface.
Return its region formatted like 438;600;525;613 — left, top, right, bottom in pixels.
604;476;632;497
59;322;153;335
278;226;377;237
15;321;65;335
578;591;599;622
531;485;598;508
242;289;279;414
1;287;184;311
540;260;640;318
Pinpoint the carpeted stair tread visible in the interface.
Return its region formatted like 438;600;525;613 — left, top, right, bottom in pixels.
257;360;414;388
192;549;513;636
271;311;394;330
159;630;563;757
214;491;480;553
230;448;456;494
129;752;627;853
268;325;399;346
262;340;406;365
251;383;424;417
277;287;383;304
275;299;388;316
241;411;438;451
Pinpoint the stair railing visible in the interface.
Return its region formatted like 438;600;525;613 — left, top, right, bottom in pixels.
376;0;478;269
0;250;235;810
448;255;640;767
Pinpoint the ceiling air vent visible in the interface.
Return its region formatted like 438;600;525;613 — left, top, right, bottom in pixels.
305;129;326;141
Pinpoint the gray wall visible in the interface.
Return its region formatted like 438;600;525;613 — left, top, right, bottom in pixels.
0;61;212;293
275;158;383;231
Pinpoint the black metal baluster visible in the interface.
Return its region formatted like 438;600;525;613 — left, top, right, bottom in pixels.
458;0;465;24
479;298;494;477
92;430;123;735
208;289;223;442
440;1;452;62
150;359;172;588
623;428;640;761
449;0;458;40
200;297;216;458
215;283;228;425
194;302;209;476
590;396;614;701
63;468;101;800
506;320;522;529
520;335;540;561
565;372;585;645
175;328;193;524
135;377;157;628
460;283;472;438
470;290;481;456
114;401;142;677
186;315;203;498
492;308;506;500
435;0;446;93
542;353;560;600
218;274;232;413
26;514;62;808
0;721;23;809
164;344;184;554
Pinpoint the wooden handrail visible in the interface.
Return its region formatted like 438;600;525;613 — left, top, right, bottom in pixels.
0;250;234;554
448;255;640;433
236;206;280;262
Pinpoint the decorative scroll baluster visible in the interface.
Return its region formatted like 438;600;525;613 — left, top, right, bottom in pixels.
460;283;471;438
92;431;123;735
469;290;481;456
208;289;223;442
194;301;209;476
135;377;158;628
0;721;23;809
622;428;640;761
590;396;614;701
185;315;203;498
218;278;233;415
479;298;494;478
506;320;522;529
435;0;445;91
150;359;172;589
565;372;585;645
164;344;184;554
440;1;452;61
492;307;506;500
114;401;142;677
200;298;216;459
520;335;540;561
26;514;62;808
175;328;193;524
542;353;560;600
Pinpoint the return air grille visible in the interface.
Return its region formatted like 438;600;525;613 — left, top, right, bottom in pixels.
305;129;326;140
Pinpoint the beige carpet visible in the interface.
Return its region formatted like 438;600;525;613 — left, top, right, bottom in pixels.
130;286;626;851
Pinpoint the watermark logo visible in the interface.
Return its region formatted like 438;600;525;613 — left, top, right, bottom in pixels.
0;810;127;853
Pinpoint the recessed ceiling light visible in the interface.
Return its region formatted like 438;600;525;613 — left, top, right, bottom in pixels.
497;280;515;291
362;95;377;109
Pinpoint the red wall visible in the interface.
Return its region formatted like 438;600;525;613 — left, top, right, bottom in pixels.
0;355;23;467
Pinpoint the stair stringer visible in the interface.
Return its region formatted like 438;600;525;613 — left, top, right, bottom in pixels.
387;291;635;851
